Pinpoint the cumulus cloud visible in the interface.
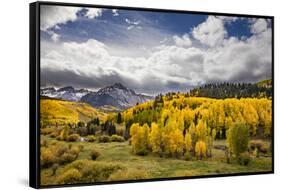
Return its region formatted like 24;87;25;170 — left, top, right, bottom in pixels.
40;5;81;31
41;15;272;95
192;16;227;47
250;18;268;34
85;8;103;19
173;34;192;47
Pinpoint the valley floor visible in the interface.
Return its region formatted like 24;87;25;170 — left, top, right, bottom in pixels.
40;135;272;186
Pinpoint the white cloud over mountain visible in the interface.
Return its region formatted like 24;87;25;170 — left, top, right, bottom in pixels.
41;11;272;95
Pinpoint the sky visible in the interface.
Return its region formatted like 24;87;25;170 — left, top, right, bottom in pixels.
40;5;272;95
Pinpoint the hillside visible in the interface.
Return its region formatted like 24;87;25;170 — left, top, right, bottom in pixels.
189;80;272;99
122;93;272;137
256;79;272;88
40;97;107;127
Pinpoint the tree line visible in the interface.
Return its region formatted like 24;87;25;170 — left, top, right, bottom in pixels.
189;82;272;99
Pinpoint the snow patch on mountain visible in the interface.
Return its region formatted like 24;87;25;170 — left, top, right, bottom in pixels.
81;83;153;110
40;86;91;102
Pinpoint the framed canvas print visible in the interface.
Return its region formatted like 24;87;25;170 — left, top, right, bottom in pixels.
29;1;274;188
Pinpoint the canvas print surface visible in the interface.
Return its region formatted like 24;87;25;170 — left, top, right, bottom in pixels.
39;4;273;186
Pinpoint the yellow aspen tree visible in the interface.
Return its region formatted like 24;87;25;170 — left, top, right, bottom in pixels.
162;119;184;157
188;121;196;152
149;122;163;154
195;141;207;160
185;132;192;152
195;119;208;142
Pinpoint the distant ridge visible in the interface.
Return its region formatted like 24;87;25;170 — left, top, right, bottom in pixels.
81;83;153;110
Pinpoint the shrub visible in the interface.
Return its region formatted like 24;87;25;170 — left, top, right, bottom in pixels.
116;125;125;136
49;140;58;146
40;147;56;168
76;126;88;136
184;151;192;161
62;159;124;183
195;141;207;160
59;153;77;164
55;144;68;157
238;152;251;166
51;163;59;176
57;168;82;184
67;134;80;142
56;144;80;164
87;135;96;142
90;149;101;160
227;123;249;157
40;139;47;147
41;128;55;135
98;135;111;143
249;140;264;150
41;142;81;167
59;126;70;141
50;132;59;138
110;135;125;142
70;146;81;156
249;140;268;154
253;148;259;158
260;144;268;154
78;145;84;151
56;136;62;141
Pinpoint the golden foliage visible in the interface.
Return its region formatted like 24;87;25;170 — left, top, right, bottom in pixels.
57;168;82;184
130;123;150;155
149;122;163;154
185;132;192;152
40;99;106;127
195;141;207;159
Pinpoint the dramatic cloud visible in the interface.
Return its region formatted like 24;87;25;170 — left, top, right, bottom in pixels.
40;5;81;31
192;16;227;47
40;9;272;95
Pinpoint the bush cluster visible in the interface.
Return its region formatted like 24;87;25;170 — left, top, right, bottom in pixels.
41;128;55;135
98;135;111;143
249;140;268;154
87;135;96;142
40;142;81;168
57;168;82;184
90;148;101;160
110;135;125;142
238;152;251;166
67;134;81;142
56;160;124;184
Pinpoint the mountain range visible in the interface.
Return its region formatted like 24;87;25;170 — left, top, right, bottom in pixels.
40;86;90;102
40;83;153;111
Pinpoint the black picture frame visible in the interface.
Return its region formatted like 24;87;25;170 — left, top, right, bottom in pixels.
30;1;274;189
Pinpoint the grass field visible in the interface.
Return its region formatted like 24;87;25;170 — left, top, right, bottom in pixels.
40;135;272;186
